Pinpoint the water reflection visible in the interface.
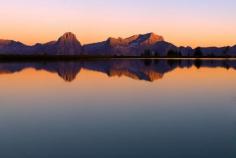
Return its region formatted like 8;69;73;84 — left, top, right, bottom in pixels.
0;59;236;158
0;59;235;82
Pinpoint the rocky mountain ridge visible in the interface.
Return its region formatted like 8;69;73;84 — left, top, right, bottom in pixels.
0;32;236;57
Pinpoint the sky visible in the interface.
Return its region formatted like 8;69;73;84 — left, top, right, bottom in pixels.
0;0;235;47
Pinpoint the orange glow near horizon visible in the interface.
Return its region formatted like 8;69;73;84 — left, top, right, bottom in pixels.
0;30;236;48
0;1;236;47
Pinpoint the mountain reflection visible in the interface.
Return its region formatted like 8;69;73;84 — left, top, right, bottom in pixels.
0;59;235;82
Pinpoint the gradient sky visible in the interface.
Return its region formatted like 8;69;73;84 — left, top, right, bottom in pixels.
0;0;235;47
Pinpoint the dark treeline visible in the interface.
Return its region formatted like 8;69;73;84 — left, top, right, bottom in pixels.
0;48;235;62
141;48;234;58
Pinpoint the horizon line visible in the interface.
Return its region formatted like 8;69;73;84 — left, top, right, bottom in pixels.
1;31;235;48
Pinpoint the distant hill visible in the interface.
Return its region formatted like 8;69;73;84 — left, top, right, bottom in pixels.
0;32;236;57
0;32;82;56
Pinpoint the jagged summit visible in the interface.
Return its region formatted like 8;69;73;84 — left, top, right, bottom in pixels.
105;32;164;47
83;32;165;56
146;32;164;41
130;32;164;46
57;32;80;43
106;37;125;46
56;32;82;55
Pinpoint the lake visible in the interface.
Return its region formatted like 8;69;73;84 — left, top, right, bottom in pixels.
0;59;236;158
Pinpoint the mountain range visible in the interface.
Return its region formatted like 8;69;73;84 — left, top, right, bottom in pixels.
0;32;236;57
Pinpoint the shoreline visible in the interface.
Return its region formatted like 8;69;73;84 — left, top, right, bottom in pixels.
0;55;236;62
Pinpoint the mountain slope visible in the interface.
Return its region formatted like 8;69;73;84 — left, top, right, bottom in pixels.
0;32;236;57
34;32;83;55
150;41;178;56
83;33;164;56
0;40;31;55
56;32;82;55
0;32;83;55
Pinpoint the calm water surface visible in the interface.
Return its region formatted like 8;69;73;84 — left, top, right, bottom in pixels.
0;59;236;158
